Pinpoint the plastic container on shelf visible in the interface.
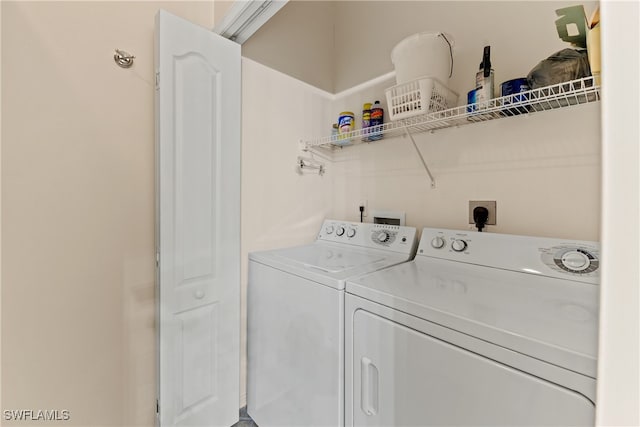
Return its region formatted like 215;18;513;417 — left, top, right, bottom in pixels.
336;112;354;146
385;77;458;121
391;32;454;84
330;123;339;143
361;103;372;141
369;101;384;141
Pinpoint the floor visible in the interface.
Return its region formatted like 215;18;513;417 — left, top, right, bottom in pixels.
232;407;258;427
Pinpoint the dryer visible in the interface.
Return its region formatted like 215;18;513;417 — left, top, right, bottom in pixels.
345;228;600;426
247;220;418;427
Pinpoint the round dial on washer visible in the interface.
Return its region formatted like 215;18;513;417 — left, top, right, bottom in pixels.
346;228;356;238
451;239;467;252
431;236;445;249
376;231;390;243
336;226;345;236
325;225;334;234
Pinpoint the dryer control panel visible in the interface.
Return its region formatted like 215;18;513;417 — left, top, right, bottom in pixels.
417;228;600;284
318;220;417;255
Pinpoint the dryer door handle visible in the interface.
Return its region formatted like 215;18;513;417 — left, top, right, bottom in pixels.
361;357;379;416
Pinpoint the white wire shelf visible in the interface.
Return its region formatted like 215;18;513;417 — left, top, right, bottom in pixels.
302;76;600;151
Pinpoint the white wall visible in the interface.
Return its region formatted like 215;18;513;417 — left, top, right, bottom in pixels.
239;56;600;410
242;1;597;94
330;102;601;240
326;72;600;240
1;2;214;425
238;0;603;409
240;58;335;404
597;1;640;424
333;1;598;93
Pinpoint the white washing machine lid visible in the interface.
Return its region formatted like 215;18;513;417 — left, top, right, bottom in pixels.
250;242;411;290
346;256;599;378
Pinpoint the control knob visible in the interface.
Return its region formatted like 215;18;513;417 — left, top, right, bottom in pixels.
451;239;467;252
561;250;590;271
336;226;345;236
376;231;390;243
431;236;445;249
346;228;356;238
325;225;334;234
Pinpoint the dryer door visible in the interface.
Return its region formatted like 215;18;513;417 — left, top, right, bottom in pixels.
350;309;594;426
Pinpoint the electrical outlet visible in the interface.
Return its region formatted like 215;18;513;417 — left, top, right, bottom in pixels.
469;201;497;225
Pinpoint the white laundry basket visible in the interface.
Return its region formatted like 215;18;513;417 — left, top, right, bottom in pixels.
391;32;453;84
385;77;458;121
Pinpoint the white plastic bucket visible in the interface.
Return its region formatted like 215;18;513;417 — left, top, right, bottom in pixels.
391;32;453;84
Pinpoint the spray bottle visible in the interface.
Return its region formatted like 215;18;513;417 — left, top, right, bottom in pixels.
475;46;494;104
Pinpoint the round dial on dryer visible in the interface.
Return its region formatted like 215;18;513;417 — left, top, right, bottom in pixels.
346;228;356;238
562;251;589;270
336;226;345;236
555;248;599;274
431;236;445;249
451;239;468;252
325;225;334;234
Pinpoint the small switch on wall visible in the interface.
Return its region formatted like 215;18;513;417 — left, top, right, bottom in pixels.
468;201;497;225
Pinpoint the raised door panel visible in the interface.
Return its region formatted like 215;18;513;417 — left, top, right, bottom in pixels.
351;309;594;426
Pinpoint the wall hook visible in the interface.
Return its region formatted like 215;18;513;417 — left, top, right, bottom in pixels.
114;49;135;68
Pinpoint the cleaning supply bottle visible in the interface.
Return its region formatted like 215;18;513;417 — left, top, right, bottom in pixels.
475;46;494;105
361;103;372;141
337;112;355;145
331;123;339;143
369;101;384;141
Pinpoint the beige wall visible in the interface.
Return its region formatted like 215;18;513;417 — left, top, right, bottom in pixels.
0;0;613;424
1;2;214;425
0;0;3;416
242;1;335;92
213;1;234;28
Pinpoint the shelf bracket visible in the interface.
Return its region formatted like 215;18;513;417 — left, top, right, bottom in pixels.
405;127;436;189
300;139;334;162
296;156;325;176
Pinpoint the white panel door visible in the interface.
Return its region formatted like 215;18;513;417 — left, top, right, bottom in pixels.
350;308;595;426
155;10;240;427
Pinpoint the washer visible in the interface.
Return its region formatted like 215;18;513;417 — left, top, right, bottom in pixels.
345;228;600;426
247;219;418;427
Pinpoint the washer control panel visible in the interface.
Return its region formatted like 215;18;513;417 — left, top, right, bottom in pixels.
318;220;417;255
418;228;600;284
